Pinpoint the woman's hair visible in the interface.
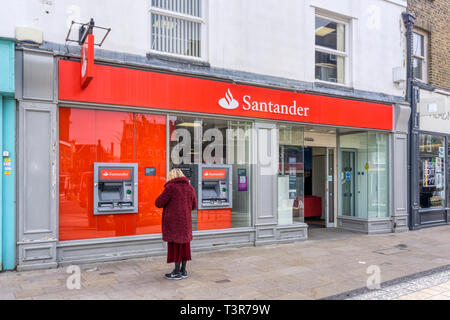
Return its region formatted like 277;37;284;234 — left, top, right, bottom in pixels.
167;168;185;181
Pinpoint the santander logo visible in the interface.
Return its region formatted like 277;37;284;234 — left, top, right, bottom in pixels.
218;89;239;110
218;89;311;118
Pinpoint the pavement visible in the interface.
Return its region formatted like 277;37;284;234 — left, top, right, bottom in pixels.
1;225;450;300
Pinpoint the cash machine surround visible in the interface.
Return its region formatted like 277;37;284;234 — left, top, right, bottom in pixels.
177;164;233;230
197;164;233;210
93;163;139;215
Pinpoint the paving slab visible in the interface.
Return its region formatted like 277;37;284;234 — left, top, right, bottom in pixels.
1;225;450;300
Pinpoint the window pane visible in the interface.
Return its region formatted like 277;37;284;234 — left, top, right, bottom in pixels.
169;116;252;231
151;13;201;57
315;17;345;51
228;121;252;229
367;133;389;218
448;139;450;204
419;134;445;209
413;32;424;57
152;0;201;17
315;51;345;83
278;125;304;225
413;57;424;81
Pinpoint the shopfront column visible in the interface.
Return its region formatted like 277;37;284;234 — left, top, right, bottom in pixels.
16;49;58;271
0;39;15;271
254;123;278;245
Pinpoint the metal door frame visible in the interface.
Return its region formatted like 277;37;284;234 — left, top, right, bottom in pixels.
341;148;356;218
325;147;336;227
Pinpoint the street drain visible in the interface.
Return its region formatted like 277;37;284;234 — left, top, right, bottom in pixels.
216;279;231;284
99;272;115;276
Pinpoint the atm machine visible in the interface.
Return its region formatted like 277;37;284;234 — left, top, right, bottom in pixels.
177;164;232;230
93;163;138;215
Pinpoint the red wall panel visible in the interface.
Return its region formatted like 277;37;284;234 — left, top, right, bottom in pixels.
197;209;232;231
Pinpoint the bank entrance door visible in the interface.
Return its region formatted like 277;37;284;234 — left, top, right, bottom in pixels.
341;149;356;217
304;146;336;228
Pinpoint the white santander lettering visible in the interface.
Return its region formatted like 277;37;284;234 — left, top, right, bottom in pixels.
243;95;251;110
230;94;310;118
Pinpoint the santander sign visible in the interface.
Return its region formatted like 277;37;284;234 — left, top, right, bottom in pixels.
59;60;394;131
219;89;310;118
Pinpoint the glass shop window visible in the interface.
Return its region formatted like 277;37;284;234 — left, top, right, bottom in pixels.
419;134;445;209
278;125;304;225
169;116;252;230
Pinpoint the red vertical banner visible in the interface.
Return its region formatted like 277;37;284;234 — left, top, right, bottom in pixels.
80;34;94;89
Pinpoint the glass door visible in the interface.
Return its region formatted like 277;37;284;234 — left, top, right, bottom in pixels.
341;149;356;217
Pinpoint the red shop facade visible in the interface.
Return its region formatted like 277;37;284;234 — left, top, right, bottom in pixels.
16;50;410;270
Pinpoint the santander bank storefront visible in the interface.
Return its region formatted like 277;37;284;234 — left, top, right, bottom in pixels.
50;58;406;266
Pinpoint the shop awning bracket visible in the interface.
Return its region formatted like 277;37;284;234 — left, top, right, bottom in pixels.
65;18;111;47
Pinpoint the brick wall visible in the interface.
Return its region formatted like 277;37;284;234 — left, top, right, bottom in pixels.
408;0;450;91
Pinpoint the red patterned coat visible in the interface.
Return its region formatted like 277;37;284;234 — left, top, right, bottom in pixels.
155;177;197;244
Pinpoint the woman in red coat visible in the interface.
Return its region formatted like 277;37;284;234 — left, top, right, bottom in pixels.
155;168;197;280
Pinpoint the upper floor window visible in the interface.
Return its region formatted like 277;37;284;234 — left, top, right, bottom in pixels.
315;16;347;84
150;0;204;59
413;31;428;82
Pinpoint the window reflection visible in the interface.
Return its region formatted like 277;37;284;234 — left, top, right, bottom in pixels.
169;116;252;230
59;108;166;241
419;134;445;208
278;126;304;225
315;17;345;51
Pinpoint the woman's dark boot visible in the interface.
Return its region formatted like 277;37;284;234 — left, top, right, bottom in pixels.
180;261;188;279
165;262;182;280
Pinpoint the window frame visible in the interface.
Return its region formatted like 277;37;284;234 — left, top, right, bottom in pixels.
149;0;208;61
412;29;428;83
314;13;350;86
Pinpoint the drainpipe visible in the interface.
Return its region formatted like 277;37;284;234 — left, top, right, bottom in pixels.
402;11;415;230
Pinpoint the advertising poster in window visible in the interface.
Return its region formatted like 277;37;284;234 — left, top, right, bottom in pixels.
288;157;297;199
423;159;435;187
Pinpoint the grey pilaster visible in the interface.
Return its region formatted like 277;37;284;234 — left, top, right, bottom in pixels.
16;49;58;271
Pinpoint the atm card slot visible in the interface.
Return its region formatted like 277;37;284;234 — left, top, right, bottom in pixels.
97;202;114;211
118;202;133;208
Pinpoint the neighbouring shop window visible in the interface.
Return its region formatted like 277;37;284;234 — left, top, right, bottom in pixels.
419;134;445;209
278;125;304;225
150;0;204;58
413;31;428;82
169;116;252;230
315;16;347;84
339;132;389;219
448;140;450;205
